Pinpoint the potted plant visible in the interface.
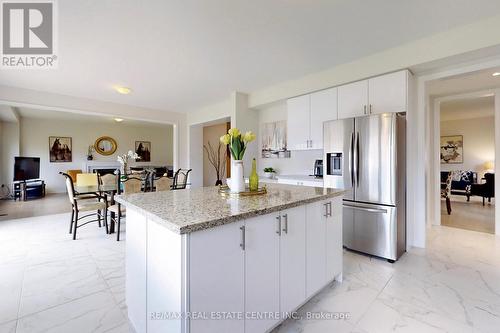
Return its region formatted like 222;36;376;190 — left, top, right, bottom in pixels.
263;167;276;179
87;145;95;160
220;128;256;192
203;141;227;186
117;150;140;175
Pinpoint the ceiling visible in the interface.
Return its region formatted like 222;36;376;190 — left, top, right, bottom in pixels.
2;0;500;113
427;67;500;97
440;96;494;121
0;106;171;127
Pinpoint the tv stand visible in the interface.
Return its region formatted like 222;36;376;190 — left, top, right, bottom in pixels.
14;180;46;201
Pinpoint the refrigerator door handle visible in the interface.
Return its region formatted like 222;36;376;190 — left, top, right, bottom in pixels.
355;132;360;188
349;132;354;187
343;203;388;214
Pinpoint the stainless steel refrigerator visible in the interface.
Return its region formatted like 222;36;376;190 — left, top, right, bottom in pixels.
323;113;406;262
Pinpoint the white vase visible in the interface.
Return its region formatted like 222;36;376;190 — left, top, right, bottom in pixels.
230;160;245;193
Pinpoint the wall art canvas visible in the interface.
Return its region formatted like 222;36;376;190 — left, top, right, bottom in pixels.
135;141;151;162
261;120;291;158
49;136;72;162
440;135;463;164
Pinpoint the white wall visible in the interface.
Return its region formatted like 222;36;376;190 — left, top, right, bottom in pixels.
188;124;204;188
16;117;173;193
0;85;187;173
440;116;495;179
1;121;20;188
257;101;322;176
203;122;228;186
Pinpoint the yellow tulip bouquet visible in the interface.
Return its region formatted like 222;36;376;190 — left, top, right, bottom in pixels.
220;128;256;160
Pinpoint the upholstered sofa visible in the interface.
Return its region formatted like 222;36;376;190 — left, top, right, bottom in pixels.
440;171;477;201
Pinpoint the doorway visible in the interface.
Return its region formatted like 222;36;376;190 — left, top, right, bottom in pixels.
438;95;495;233
425;65;500;235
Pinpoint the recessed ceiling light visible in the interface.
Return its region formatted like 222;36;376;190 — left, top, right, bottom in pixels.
114;86;132;94
492;72;500;77
114;118;124;123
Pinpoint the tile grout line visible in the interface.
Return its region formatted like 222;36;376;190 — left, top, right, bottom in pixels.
87;238;128;320
352;264;395;328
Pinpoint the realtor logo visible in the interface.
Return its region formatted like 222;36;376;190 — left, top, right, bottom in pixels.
1;0;57;68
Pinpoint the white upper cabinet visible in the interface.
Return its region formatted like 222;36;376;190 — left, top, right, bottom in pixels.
287;94;310;150
368;70;408;115
287;88;337;150
338;80;369;119
338;70;409;119
310;87;338;149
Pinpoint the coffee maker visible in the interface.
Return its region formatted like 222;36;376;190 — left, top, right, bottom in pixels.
313;159;323;178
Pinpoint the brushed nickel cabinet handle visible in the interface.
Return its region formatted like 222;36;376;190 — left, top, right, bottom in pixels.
363;105;367;115
276;215;282;236
324;203;328;217
240;225;246;250
282;214;288;234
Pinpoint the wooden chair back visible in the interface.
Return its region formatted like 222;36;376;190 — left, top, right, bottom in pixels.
60;172;76;205
155;176;172;192
66;169;82;183
123;178;142;194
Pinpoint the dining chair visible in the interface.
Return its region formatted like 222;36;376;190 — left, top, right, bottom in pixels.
76;173;99;186
61;172;108;240
109;177;142;241
441;172;452;215
154;176;173;192
172;169;192;190
99;173;117;186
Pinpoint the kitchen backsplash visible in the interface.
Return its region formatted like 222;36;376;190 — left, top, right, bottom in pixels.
257;149;323;176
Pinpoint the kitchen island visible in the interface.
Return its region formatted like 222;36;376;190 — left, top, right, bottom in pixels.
116;184;345;333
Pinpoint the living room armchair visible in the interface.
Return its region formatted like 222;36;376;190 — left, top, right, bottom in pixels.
440;171;477;201
471;173;495;206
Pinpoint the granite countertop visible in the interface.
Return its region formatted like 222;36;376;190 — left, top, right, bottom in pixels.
115;183;345;234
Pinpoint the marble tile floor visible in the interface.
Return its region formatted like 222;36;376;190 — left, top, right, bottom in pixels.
274;225;500;333
2;212;500;332
0;213;128;333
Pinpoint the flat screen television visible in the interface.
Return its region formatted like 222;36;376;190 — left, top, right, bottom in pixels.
14;157;40;181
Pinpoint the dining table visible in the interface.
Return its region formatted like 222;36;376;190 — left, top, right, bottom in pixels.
74;184;119;233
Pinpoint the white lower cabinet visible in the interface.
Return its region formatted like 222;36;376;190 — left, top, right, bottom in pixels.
244;213;280;333
127;199;342;333
305;200;328;297
279;206;307;314
326;197;343;281
306;198;343;298
126;210;148;333
189;221;245;333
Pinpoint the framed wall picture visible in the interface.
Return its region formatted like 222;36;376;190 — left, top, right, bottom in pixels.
49;136;72;162
440;135;463;164
135;141;151;162
261;120;291;158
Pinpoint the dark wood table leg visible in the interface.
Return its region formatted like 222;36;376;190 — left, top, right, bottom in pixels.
109;190;116;233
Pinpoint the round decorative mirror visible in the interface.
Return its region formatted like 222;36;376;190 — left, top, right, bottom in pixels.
94;136;117;156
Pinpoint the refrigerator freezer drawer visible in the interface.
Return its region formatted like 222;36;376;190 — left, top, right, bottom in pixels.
343;202;402;261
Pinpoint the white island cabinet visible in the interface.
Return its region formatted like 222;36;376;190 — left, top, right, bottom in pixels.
116;184;344;333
